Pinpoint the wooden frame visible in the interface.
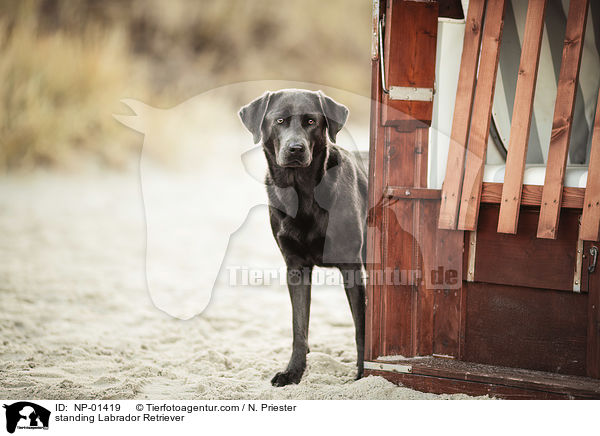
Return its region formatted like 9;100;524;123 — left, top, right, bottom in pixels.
365;0;600;399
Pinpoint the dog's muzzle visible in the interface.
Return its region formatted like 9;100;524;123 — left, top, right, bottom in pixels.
278;142;311;167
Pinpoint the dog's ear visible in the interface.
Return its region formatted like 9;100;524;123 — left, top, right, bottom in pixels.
317;91;348;143
238;92;272;144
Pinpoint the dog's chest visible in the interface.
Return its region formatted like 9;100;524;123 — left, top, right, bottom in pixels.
270;195;329;263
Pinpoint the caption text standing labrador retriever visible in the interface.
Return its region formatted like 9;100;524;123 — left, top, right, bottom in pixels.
239;89;367;386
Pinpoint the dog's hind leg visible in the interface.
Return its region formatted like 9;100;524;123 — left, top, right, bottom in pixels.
341;266;365;380
271;266;312;387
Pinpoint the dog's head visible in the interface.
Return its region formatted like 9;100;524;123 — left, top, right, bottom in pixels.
239;89;348;168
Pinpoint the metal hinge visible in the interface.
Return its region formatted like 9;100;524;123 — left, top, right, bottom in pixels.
364;361;412;374
388;86;434;102
574;240;583;292
589;246;598;274
466;230;477;282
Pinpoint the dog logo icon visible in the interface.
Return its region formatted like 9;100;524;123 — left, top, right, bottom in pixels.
2;402;50;434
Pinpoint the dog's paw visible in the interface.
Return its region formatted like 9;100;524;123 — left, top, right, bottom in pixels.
271;370;303;387
355;365;364;381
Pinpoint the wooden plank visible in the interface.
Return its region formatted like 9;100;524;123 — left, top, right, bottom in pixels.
416;200;435;356
587;241;600;378
378;133;439;358
438;0;486;230
379;129;432;358
386;126;420;187
384;186;441;199
497;0;548;234
439;0;464;20
481;182;585;208
537;0;590;239
365;58;385;361
413;199;463;357
365;369;571;399
580;90;600;241
464;281;588;376
431;216;463;357
474;205;581;292
457;0;507;231
367;356;600;398
382;198;415;356
381;0;438;127
368;1;441;362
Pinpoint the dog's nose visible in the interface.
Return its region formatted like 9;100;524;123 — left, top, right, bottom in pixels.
288;143;304;154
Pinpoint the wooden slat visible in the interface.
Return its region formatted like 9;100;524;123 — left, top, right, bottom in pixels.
365;369;575;399
457;0;506;231
580;89;600;241
381;0;438;127
384;186;441;199
365;58;384;362
497;0;548;234
438;0;486;230
537;0;590;239
475;205;582;293
383;198;416;356
481;182;585;208
367;356;600;398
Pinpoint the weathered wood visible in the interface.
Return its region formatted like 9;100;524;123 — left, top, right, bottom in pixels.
430;214;463;357
415;200;435;356
580;89;600;241
464;281;588;376
439;0;465;20
379;127;434;357
366;356;600;398
497;0;548;234
438;0;486;230
367;0;440;362
413;201;463;357
382;198;416;356
475;205;582;292
457;0;506;231
381;0;438;127
365;369;571;399
365;57;385;361
482;182;585;209
385;186;441;199
386;127;420;187
537;0;590;239
587;240;600;378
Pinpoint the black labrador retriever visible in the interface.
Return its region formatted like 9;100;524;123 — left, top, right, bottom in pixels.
239;89;367;386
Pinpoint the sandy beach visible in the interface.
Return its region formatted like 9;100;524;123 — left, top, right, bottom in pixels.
0;166;482;400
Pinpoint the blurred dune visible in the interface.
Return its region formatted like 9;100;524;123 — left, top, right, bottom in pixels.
0;0;371;171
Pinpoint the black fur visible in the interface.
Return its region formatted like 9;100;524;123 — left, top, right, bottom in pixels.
239;89;367;386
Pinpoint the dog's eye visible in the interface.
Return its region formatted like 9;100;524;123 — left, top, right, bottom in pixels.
308;119;315;125
276;118;284;124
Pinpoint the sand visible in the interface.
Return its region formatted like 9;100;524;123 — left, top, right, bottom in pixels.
0;167;489;400
0;87;485;399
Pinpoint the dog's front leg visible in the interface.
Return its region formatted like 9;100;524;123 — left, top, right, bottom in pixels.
342;267;365;380
271;266;312;387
